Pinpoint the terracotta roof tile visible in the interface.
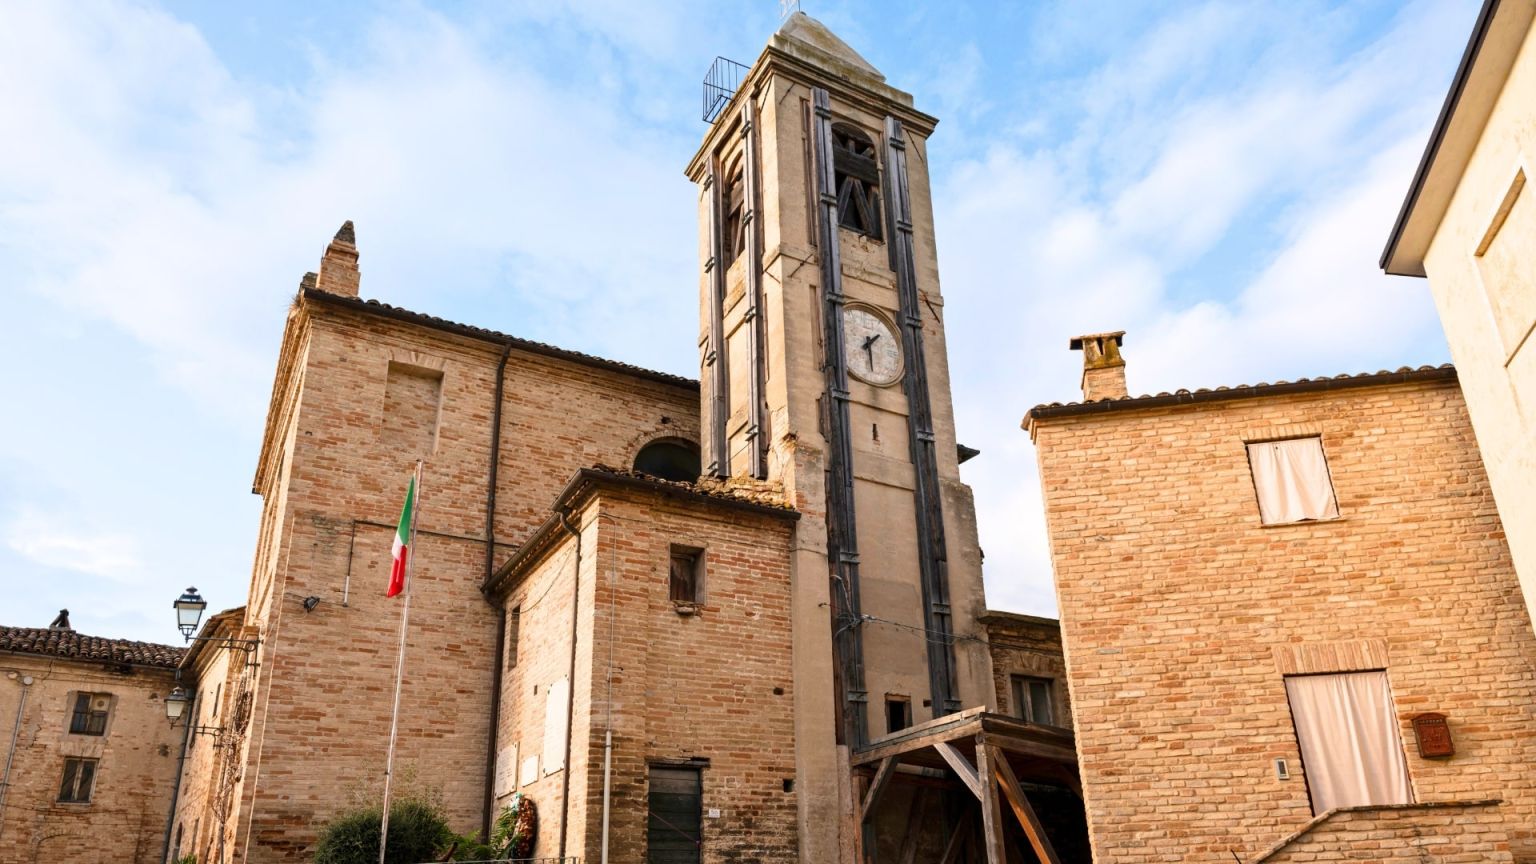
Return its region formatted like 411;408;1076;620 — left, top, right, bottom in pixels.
303;288;699;390
1025;364;1457;425
0;626;185;669
588;464;795;511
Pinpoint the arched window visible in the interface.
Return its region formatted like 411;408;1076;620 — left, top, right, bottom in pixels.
832;124;882;240
723;163;747;263
633;439;701;483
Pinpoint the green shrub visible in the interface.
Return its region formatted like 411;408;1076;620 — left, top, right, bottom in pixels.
174;856;197;864
312;798;450;864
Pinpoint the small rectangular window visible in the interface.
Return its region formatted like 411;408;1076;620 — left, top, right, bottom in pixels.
1010;676;1055;726
58;757;97;803
69;693;109;736
669;546;704;605
884;695;912;734
1246;436;1340;525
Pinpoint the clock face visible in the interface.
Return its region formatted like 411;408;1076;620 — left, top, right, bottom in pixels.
843;306;903;386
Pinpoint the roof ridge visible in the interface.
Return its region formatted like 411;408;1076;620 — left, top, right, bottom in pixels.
303;288;700;390
1025;364;1457;422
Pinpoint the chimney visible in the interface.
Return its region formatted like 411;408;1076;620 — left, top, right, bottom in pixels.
49;609;71;631
1070;331;1127;401
315;221;360;297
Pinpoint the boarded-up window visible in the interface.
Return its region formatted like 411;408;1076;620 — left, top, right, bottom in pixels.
381;362;443;460
1285;671;1413;814
1475;168;1536;358
1247;437;1339;525
669;546;704;604
543;677;569;774
648;765;702;864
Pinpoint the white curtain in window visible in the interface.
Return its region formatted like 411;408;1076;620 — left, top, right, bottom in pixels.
1284;671;1413;814
1248;438;1339;524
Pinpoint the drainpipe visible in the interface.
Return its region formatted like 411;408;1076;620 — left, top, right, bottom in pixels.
160;685;196;864
0;674;33;844
481;340;512;839
556;510;582;862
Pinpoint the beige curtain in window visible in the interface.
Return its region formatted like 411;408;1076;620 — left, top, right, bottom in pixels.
1284;671;1412;814
1248;437;1339;524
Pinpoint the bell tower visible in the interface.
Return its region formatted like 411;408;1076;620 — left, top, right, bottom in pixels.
685;14;992;861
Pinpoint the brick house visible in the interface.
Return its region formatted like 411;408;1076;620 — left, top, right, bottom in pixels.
1024;334;1536;862
0;615;184;864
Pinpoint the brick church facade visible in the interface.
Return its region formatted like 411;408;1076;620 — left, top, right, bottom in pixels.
165;13;1086;864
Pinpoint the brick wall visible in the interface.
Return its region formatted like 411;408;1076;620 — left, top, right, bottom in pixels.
0;654;181;864
1255;801;1513;863
980;611;1072;730
493;475;799;862
210;291;701;861
1030;374;1536;863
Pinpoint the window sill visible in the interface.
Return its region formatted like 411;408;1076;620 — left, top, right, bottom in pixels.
672;602;703;617
1258;517;1348;530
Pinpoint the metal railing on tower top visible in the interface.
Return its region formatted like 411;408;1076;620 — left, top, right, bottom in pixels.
702;56;750;123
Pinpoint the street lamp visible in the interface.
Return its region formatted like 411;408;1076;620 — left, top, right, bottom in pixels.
174;587;207;642
165;686;190;723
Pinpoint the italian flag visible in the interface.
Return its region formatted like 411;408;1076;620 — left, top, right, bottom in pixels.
387;475;416;598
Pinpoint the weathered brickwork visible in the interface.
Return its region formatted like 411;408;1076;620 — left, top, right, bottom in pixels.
0;647;182;864
979;611;1072;729
492;474;799;862
169;609;251;864
1028;373;1536;862
187;267;702;860
1255;801;1513;863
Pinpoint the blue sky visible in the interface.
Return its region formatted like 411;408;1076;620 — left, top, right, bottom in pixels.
0;1;1472;644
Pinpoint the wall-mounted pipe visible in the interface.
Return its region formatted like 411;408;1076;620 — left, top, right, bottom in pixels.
556;510;583;861
0;674;33;845
481;340;513;839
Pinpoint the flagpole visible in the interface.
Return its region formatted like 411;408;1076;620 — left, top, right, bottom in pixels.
379;460;422;864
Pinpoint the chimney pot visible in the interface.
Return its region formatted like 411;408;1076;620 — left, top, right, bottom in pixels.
1070;331;1127;401
315;221;361;297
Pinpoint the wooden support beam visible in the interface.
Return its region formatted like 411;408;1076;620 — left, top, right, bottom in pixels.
938;809;972;864
993;749;1063;864
861;756;898;823
896;788;930;864
975;742;1007;864
935;742;981;799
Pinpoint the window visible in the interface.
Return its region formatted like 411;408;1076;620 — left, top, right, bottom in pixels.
58;757;97;803
884;695;912;734
722;167;746;264
1246;437;1339;525
832;124;882;239
648;765;702;864
1011;676;1055;726
69;693;110;736
634;439;702;483
1284;671;1413;814
669;546;704;605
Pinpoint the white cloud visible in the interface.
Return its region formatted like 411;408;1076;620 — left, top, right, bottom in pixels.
4;510;143;582
940;2;1461;616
